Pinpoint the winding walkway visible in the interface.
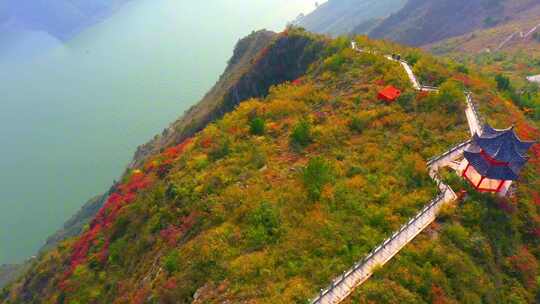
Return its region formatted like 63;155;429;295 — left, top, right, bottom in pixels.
497;23;540;50
310;43;482;304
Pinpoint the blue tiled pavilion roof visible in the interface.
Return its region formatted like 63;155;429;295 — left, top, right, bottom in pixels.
464;124;535;180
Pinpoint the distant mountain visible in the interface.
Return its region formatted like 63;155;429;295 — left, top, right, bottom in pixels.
427;5;540;54
297;0;406;36
369;0;540;46
0;0;132;41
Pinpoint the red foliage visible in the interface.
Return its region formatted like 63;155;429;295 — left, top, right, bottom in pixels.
292;78;303;86
163;278;177;290
417;90;429;100
65;170;156;278
507;247;539;287
118;172;153;195
200;136;213;149
160;225;183;246
131;288;150;304
516;122;540;141
431;285;450;304
374;79;386;86
163;138;193;159
453;74;473;87
532;227;540;238
532;144;540;160
533;192;540;206
160;212;198;246
63;138;193;282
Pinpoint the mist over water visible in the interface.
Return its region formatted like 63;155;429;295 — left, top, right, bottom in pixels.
0;0;317;264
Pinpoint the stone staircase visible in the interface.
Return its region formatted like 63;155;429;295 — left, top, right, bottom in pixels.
309;42;482;304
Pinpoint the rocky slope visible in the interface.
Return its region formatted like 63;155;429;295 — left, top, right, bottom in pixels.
298;0;540;48
297;0;406;36
369;0;540;46
428;7;540;54
2;32;539;303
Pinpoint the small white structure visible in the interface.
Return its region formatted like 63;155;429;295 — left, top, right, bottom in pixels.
527;75;540;84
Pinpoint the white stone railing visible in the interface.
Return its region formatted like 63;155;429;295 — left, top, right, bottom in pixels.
427;140;472;168
311;179;456;304
310;42;483;304
464;92;484;135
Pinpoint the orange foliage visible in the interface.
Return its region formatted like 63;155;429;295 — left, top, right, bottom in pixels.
452;74;473;87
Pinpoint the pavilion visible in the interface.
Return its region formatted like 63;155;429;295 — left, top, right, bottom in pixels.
459;124;535;196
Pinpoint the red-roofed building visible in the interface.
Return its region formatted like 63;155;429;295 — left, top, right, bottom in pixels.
378;86;401;103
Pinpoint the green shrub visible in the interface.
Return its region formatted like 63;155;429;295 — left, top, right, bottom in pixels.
249;117;265;135
302;157;334;201
421;80;463;113
290;120;312;149
246;202;281;248
397;91;416;111
456;64;469;74
348;116;367;133
164;251;180;274
324;53;346;72
249;147;267;169
208;139;230;161
404;52;422;66
495;74;511;91
108;239;128;266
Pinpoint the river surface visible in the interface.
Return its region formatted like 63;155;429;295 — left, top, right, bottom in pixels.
0;0;318;264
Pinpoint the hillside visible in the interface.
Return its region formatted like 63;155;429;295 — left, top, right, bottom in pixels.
2;31;540;303
369;0;540;46
296;0;406;36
